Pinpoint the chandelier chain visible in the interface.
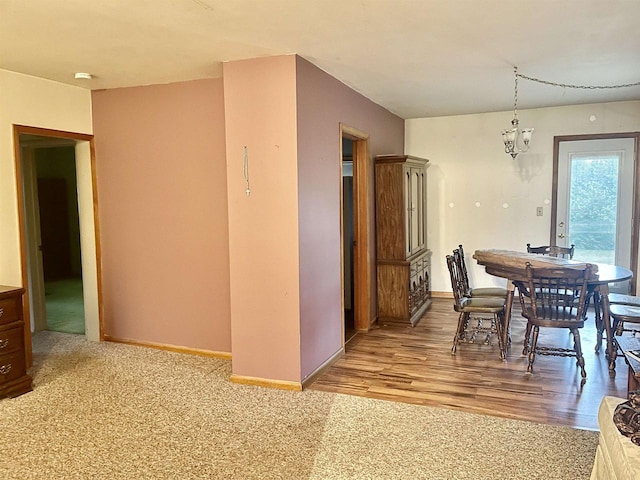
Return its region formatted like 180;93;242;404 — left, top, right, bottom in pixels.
513;67;519;118
516;72;640;90
503;66;639;159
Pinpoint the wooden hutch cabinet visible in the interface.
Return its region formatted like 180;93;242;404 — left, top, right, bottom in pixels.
0;286;32;398
375;155;431;326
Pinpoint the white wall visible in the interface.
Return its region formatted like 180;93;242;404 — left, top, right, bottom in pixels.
406;100;640;293
0;69;92;286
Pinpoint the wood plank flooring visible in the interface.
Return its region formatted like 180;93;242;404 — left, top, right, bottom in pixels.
310;297;629;430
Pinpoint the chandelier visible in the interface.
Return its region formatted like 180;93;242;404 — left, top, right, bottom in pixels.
500;68;640;159
501;67;533;159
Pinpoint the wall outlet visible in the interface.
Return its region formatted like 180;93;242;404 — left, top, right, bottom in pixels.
536;207;543;216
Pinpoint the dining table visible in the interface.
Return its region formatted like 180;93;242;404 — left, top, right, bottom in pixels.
472;249;633;373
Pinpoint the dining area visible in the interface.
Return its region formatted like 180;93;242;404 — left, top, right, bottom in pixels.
312;295;628;431
312;247;635;431
446;245;636;384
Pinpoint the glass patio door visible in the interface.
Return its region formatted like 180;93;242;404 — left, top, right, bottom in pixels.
556;138;635;293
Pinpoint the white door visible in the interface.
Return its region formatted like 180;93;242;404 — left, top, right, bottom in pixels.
557;138;635;293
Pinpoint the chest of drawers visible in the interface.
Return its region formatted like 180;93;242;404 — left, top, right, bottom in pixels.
0;286;32;398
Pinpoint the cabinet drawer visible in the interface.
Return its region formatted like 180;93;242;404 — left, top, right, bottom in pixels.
0;326;24;355
0;296;21;326
0;351;26;383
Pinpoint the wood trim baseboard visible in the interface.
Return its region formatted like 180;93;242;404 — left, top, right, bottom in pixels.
103;335;232;360
230;374;303;391
430;291;454;298
301;347;344;390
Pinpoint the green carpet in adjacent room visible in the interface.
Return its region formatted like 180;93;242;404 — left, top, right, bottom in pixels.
44;278;85;334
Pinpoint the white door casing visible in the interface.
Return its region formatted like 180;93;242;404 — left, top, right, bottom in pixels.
557;137;635;293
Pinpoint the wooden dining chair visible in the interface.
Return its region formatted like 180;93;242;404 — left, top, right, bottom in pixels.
609;293;640;308
446;254;507;359
518;262;592;381
525;243;584;315
609;304;640;337
605;290;640;340
526;243;575;259
608;294;640;334
455;246;507;298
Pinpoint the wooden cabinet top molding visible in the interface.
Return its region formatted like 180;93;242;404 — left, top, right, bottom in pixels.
375;154;430;166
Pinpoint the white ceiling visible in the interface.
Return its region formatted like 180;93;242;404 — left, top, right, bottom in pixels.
2;0;639;119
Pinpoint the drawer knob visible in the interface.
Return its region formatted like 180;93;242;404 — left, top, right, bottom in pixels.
0;364;11;375
0;338;8;349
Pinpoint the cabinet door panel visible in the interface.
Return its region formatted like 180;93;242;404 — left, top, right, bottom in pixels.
405;168;411;257
376;164;406;260
418;170;425;251
408;167;426;256
377;264;409;318
409;168;418;255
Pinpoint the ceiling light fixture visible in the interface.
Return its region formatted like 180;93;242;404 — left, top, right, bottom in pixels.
74;72;93;80
501;67;533;160
501;68;640;160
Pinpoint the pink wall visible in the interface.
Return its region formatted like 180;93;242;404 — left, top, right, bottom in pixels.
223;55;403;384
295;57;404;379
90;57;402;383
223;56;302;382
91;79;231;352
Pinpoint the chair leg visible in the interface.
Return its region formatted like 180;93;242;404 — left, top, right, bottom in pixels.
484;318;493;345
572;328;587;379
495;312;506;360
523;321;532;355
452;312;469;354
527;325;540;373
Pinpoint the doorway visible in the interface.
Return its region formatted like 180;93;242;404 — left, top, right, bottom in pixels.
553;134;640;294
13;125;103;364
340;124;373;344
342;138;356;342
33;145;85;334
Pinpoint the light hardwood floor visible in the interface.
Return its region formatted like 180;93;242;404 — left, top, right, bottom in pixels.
311;297;629;430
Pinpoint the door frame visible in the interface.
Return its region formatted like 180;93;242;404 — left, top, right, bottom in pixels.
340;124;373;333
552;132;640;294
13;124;104;364
20;145;48;332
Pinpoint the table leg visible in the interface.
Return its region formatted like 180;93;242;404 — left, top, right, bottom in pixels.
501;281;515;359
599;285;618;374
628;365;639;396
591;289;603;353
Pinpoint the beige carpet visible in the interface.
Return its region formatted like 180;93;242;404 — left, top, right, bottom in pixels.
1;332;598;479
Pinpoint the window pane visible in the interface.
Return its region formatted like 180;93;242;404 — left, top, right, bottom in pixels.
568;155;619;264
